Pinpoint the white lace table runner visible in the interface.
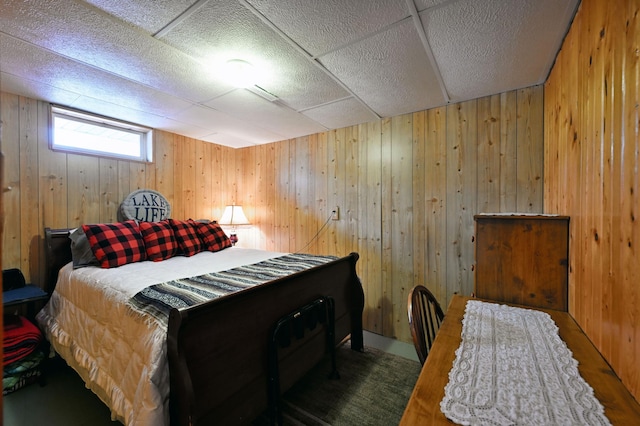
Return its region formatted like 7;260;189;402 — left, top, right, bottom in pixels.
440;300;611;425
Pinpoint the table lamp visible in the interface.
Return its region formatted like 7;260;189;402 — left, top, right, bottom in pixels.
218;205;250;245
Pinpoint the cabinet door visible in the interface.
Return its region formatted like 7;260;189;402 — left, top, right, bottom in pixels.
474;215;569;311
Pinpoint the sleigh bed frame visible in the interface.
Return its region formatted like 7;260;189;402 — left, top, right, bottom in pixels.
44;227;365;425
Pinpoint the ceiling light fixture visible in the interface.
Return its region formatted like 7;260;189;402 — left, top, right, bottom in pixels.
223;59;257;88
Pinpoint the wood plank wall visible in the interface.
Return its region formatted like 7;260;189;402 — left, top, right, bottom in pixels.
236;86;544;342
544;0;640;401
0;92;237;288
1;85;543;345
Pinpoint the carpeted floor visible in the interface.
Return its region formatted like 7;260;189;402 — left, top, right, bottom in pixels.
4;338;420;425
254;342;422;425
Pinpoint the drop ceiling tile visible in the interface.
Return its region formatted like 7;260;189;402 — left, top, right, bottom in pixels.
157;0;349;110
0;0;229;103
421;0;579;101
203;89;327;138
170;103;286;144
0;35;193;117
245;0;409;56
65;96;175;130
199;132;257;149
83;0;201;34
157;120;214;140
302;98;379;130
0;73;82;107
319;19;446;118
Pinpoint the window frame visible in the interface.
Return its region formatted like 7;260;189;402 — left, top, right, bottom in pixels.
50;105;153;162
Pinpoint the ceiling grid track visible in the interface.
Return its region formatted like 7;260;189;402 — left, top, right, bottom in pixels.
405;0;450;104
153;0;211;38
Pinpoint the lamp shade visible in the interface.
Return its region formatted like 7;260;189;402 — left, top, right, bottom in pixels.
218;205;250;226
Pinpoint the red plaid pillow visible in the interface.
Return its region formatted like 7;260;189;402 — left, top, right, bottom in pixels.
139;220;178;261
82;221;146;268
169;219;204;256
196;222;232;252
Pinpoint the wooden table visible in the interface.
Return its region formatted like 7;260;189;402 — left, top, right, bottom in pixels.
399;295;640;425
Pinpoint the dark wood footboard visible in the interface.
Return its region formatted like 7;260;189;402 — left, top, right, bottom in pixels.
167;252;364;426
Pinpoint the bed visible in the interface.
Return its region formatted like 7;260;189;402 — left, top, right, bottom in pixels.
37;225;364;425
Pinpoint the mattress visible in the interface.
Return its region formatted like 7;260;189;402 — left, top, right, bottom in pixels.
36;247;284;426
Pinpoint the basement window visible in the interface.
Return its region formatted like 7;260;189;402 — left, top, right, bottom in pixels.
50;105;153;162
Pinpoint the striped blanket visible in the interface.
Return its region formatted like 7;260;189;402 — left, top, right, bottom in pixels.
128;253;338;328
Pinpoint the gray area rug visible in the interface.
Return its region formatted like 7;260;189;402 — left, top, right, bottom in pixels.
255;342;422;425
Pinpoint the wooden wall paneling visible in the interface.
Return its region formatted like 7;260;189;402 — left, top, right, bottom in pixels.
254;143;270;250
274;140;290;252
600;1;620;361
98;159;119;223
619;0;640;392
129;161;147;210
67;154;100;226
2;93;21;271
359;120;383;334
477;95;502;213
238;142;256;248
425;107;447;304
598;0;617;385
116;160;131;219
129;160;147;193
543;68;558;214
37;100;67;231
515;86;544;212
286;139;296;253
499;91;518;212
145;143;156;191
412;111;427;293
36;100;64;285
307;133;320;253
293;136;310;253
250;143;261;249
303;133;317;254
570;5;587;326
581;0;601;343
601;1;617;370
328;129;345;255
194;140;212;220
154;131;175;213
18;97;39;282
544;0;640;401
380;117;393;336
344;126;359;255
445;100;478;304
182;137;196;219
566;15;583;318
171;135;185;220
264;142;276;250
210;143;226;221
390;114;413;342
312;132;329;255
223;145;237;207
240;145;255;245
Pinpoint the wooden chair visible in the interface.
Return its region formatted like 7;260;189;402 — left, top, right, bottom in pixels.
407;285;444;365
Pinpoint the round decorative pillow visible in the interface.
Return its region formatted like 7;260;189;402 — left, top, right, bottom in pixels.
120;189;171;222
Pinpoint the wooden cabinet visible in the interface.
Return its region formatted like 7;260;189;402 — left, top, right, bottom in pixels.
474;214;569;311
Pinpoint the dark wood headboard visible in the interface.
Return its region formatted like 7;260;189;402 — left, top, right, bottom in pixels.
44;228;73;294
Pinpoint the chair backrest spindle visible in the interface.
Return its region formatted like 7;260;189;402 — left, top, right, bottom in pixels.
407;285;445;365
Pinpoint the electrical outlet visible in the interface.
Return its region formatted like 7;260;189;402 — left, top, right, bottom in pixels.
332;206;339;220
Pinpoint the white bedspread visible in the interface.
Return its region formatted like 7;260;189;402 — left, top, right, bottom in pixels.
440;300;611;425
36;247;284;426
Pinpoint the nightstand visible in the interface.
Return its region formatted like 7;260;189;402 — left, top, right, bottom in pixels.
3;284;49;320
